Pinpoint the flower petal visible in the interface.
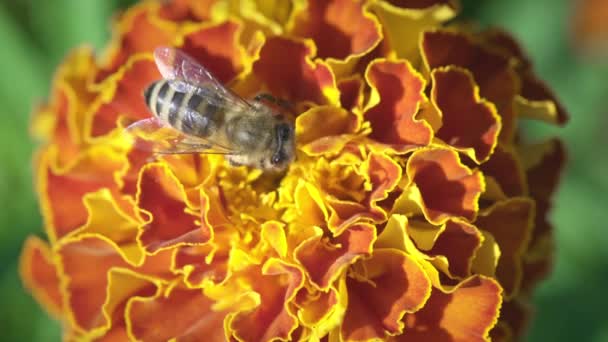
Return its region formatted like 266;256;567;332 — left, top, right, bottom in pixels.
136;163;211;253
481;30;569;125
94;3;175;85
127;286;228;341
296;105;361;156
477;145;527;199
56;234;172;333
229;259;304;342
400;276;502;342
341;248;431;341
368;0;459;60
88;55;159;138
400;148;485;225
475;198;534;298
291;0;382;76
248;36;339;105
431;66;501;163
19;236;63;319
422;30;518;142
178;20;245;84
295;222;376;290
425;219;484;279
39;146;125;241
364;58;433;151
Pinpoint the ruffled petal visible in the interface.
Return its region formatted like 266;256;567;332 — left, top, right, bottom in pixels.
368;0;459;60
431;66;501;163
477;145;527;199
422;30;519;142
38;146;125;241
88;56;159;138
295;222;376;290
480;30;569;125
19;236;63;319
296;105;361;156
56;235;172;333
400;276;502;342
341;248;431;341
424;219;484;279
364;59;433;151
229;259;304;342
136;163;211;253
94;3;175;85
127;286;227;341
398;148;485;225
291;0;382;77
475;198;534;298
247;36;339;105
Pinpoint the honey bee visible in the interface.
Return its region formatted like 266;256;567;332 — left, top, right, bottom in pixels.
125;46;295;171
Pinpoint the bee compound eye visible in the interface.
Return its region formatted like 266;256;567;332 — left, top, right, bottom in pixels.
278;124;291;141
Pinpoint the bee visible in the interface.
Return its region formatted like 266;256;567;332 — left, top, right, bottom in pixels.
125;46;295;171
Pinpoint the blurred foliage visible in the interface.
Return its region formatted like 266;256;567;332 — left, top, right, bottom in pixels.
0;0;606;341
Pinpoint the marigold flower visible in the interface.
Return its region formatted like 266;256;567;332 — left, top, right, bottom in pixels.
21;1;567;341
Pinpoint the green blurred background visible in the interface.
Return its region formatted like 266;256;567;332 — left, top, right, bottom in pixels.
0;0;606;341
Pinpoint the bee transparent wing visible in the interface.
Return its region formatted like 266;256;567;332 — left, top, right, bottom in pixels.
124;117;238;155
154;46;252;111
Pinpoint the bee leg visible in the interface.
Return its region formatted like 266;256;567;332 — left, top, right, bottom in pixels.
253;93;277;103
227;158;243;167
254;93;293;112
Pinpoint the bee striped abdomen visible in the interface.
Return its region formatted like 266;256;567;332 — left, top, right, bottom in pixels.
143;80;220;138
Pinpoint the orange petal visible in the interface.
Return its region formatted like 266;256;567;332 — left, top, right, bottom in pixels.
324;153;401;231
422;30;518;142
179;20;244;84
229;259;304;342
136;163;211;253
342;248;431;341
33;47;98;164
400;276;502;342
296;105;361;156
57;235;172;333
94;3;175;85
250;36;339;104
475;198;534;298
89;56;159;138
481;30;569;125
431;66;501;163
291;0;381;60
364;59;432;151
57;236;130;332
295;223;376;290
520;200;554;295
39;146;125;241
477;145;526;198
19;236;63;319
294;286;339;328
426;219;483;279
362;152;403;219
157;0;216;21
127;286;227;341
405;148;485;224
338;76;365;111
368;0;459;61
520;138;566;203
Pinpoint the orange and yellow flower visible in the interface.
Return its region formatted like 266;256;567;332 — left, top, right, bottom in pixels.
21;0;567;341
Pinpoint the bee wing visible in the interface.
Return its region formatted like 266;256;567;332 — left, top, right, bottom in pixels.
154;46;252;111
124;117;238;155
